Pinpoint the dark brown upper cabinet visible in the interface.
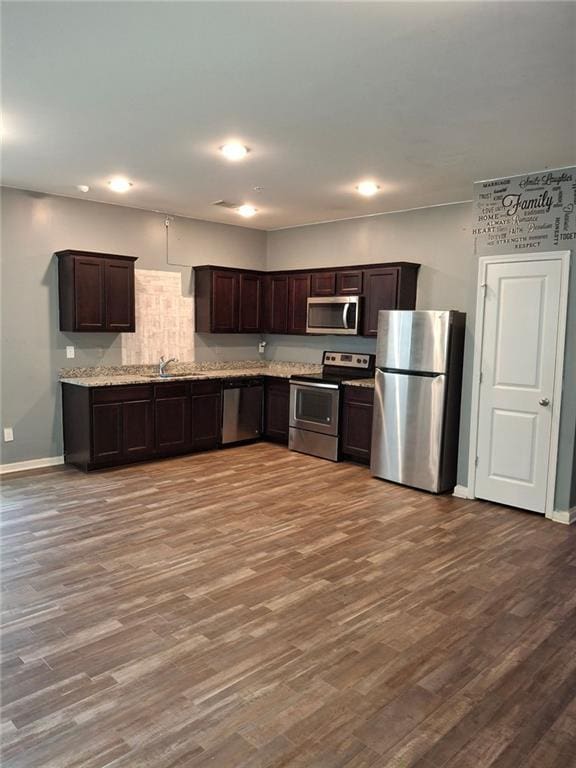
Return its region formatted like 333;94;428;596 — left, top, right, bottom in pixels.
336;270;363;295
194;262;418;337
287;274;311;334
310;271;336;296
195;267;265;334
56;250;137;333
363;264;419;336
238;273;263;333
266;274;289;334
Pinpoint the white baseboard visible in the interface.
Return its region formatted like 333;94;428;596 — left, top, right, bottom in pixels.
0;456;64;475
546;507;576;525
453;484;472;499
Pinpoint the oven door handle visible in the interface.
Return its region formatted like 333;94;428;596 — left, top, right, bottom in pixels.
342;302;350;330
290;381;340;390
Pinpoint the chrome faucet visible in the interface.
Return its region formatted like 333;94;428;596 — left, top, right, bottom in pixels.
159;355;178;376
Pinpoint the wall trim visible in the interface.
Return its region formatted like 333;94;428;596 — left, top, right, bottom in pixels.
0;456;64;475
453;485;472;499
546;507;576;526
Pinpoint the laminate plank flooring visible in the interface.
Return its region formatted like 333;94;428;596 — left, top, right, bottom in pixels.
1;443;576;767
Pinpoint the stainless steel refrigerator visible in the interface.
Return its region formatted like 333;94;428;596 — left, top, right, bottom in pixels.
370;310;466;493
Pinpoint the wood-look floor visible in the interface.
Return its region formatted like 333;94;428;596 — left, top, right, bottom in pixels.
2;443;576;768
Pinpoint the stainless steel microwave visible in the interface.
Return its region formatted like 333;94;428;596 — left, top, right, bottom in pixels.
306;296;361;335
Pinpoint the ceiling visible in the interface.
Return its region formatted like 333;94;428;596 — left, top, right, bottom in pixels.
2;1;575;230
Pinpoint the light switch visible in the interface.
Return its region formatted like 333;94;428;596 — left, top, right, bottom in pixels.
66;346;75;359
4;427;14;442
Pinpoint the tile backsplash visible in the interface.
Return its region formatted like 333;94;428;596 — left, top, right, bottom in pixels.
122;269;194;364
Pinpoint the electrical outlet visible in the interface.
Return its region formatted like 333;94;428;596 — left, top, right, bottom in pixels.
66;345;75;359
258;341;267;354
4;427;14;442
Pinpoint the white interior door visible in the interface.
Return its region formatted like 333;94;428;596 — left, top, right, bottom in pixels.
475;258;562;513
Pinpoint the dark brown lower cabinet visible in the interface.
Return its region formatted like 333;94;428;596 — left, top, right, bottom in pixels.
190;381;222;451
92;402;122;463
341;386;374;464
90;385;154;466
155;383;190;455
92;400;154;465
62;379;222;471
264;378;290;443
122;400;154;459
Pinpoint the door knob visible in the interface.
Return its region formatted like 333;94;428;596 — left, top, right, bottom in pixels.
539;398;550;407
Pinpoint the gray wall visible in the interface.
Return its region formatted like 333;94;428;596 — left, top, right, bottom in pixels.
265;203;477;486
0;187;266;464
2;187;574;512
265;204;576;511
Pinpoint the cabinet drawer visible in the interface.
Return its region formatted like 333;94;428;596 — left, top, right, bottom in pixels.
343;386;374;404
154;382;188;399
92;385;153;403
190;379;221;395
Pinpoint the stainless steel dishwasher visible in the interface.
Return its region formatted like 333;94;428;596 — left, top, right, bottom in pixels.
221;378;264;445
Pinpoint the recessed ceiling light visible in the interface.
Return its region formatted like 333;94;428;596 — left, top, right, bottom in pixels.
108;177;133;193
220;142;249;161
77;184;90;193
237;204;257;218
356;181;381;197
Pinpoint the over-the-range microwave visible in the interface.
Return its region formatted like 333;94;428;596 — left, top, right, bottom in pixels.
306;296;361;335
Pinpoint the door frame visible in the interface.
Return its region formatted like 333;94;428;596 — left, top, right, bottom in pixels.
467;251;571;518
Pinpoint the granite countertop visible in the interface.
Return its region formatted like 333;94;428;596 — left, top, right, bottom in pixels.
342;378;375;388
59;361;323;388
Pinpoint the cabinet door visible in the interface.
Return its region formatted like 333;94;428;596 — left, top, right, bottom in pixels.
310;272;336;296
341;388;374;463
264;379;290;443
74;256;106;331
190;392;221;450
288;274;311;334
362;268;399;336
336;270;363;295
122;400;154;459
92;403;122;463
238;273;263;333
267;275;289;334
155;396;190;454
105;259;135;332
212;271;238;333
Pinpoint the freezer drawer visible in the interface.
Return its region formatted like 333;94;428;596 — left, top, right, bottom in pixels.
370;369;447;492
376;310;452;374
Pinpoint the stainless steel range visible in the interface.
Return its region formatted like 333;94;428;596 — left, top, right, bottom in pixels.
289;351;375;461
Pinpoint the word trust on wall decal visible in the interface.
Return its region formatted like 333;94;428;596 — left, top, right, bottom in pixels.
473;167;576;255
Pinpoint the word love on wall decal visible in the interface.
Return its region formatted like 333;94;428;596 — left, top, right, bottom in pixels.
472;166;576;255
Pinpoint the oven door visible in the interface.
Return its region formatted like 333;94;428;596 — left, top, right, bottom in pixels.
289;381;340;436
306;296;360;335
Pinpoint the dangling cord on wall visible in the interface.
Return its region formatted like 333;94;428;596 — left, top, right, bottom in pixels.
164;215;174;264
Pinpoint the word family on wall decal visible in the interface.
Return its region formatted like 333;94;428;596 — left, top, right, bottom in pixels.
473;167;576;255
